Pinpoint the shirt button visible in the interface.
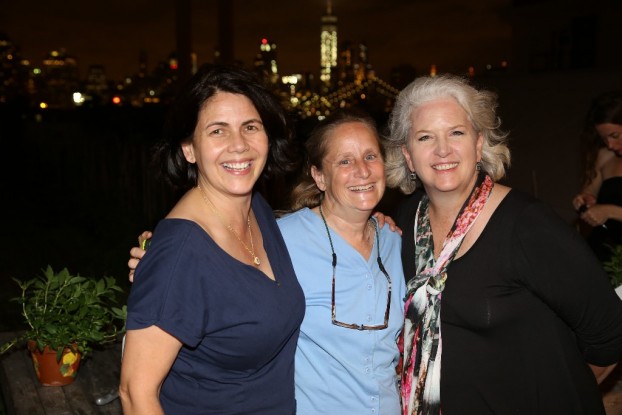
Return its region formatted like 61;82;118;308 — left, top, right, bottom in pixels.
367;315;372;322
367;284;372;290
371;409;376;413
365;367;370;374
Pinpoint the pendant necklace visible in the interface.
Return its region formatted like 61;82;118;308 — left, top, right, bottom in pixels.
197;185;261;266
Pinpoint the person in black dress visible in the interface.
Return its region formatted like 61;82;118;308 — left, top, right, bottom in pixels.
384;75;622;414
572;91;622;263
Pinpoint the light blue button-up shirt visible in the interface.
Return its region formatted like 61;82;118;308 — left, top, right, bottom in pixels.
278;208;405;415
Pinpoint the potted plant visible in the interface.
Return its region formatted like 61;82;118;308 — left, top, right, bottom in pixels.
603;245;622;299
0;265;126;386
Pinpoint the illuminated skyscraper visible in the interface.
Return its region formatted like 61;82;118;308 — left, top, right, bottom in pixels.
40;49;79;108
320;0;337;85
253;38;279;85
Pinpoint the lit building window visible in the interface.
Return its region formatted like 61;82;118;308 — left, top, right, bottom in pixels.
72;92;85;105
320;1;338;84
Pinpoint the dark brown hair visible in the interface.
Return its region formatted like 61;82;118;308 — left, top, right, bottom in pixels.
154;64;297;191
580;91;622;186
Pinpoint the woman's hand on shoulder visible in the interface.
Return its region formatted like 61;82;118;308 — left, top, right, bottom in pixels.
128;231;152;282
373;212;402;235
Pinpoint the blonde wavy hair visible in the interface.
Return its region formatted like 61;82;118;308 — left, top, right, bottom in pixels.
290;109;382;211
384;75;511;194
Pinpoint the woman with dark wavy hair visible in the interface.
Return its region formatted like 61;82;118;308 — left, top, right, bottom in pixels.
572;91;622;262
127;108;406;414
119;64;304;415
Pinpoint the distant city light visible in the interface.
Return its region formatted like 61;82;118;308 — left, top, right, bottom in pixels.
72;92;85;105
430;64;437;77
0;6;505;116
39;102;48;109
282;75;299;84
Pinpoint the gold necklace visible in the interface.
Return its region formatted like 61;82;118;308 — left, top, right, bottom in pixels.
197;185;261;266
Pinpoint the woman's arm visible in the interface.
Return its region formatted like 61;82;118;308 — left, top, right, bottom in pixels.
515;200;622;383
582;204;622;227
590;363;618;384
573;148;609;212
119;326;182;414
577;149;622;226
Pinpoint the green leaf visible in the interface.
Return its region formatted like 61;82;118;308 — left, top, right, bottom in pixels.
0;265;127;359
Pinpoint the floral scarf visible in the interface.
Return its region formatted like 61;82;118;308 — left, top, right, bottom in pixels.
400;173;494;415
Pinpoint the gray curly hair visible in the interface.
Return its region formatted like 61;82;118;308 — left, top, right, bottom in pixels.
384;74;511;194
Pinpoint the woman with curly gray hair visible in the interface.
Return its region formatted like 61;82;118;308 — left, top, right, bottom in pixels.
384;75;622;414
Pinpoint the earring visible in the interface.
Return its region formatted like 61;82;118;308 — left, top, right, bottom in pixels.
409;171;417;181
476;161;482;171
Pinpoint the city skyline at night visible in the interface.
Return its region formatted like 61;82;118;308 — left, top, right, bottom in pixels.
2;0;515;82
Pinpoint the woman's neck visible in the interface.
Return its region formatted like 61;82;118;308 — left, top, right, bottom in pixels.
316;202;374;259
196;188;253;230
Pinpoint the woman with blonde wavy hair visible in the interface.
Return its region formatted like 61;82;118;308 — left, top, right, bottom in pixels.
384;74;622;414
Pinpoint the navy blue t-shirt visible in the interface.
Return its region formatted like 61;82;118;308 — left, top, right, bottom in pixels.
127;193;305;414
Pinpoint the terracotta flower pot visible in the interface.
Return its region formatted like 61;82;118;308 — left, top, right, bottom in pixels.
27;341;82;386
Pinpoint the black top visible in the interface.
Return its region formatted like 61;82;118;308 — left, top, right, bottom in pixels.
395;188;622;414
588;177;622;262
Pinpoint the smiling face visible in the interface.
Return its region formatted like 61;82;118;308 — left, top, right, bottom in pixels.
182;91;268;199
596;122;622;156
311;121;386;218
402;97;483;201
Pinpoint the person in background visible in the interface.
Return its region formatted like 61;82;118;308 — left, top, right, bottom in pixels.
572;91;622;263
129;109;406;414
384;74;622;414
119;64;305;415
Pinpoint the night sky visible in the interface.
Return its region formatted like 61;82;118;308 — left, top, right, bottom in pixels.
2;0;513;81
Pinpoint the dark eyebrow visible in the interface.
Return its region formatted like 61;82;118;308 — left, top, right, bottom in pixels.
205;121;228;129
204;119;263;130
242;118;263;126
